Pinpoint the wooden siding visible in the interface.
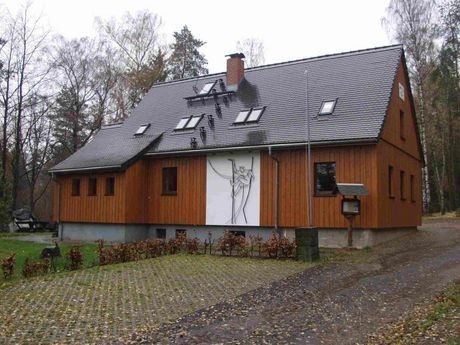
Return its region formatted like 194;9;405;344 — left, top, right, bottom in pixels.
260;145;379;229
145;155;206;225
380;58;422;160
53;170;127;223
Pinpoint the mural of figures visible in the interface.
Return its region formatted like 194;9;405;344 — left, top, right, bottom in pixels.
206;152;260;226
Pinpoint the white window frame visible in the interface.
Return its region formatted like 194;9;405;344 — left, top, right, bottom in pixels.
319;100;337;115
398;82;405;101
135;123;150;135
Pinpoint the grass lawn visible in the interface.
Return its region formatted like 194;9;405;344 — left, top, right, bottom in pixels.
0;238;99;281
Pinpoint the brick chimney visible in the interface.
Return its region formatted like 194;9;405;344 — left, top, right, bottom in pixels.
226;53;245;91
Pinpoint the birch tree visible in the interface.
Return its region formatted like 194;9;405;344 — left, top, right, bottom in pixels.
236;38;265;67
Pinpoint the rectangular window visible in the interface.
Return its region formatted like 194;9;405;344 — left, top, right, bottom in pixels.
410;174;415;202
162;167;177;195
400;110;405;140
314;162;336;196
175;229;186;238
71;178;80;196
88;178;97;196
230;230;246;238
398;82;405;101
400;170;406;200
105;177;115;196
156;228;166;239
388;166;394;198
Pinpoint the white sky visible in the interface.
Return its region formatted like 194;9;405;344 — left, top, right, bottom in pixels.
0;0;393;73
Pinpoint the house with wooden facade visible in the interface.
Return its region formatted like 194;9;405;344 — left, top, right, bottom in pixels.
49;45;423;248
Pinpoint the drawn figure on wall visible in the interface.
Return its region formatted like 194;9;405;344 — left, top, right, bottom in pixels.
208;157;255;224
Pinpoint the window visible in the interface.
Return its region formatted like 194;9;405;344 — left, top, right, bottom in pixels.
410;174;415;202
246;107;265;122
135;123;150;136
398;82;405;101
175;115;203;130
400;170;406;200
319;100;337;115
230;230;246;238
162;167;177;195
105;177;115;196
88;178;97;196
71;179;80;196
175;229;186;238
400;110;405;140
233;107;266;124
314;162;336;196
234;109;251;123
388;166;394;198
156;228;166;239
199;81;216;95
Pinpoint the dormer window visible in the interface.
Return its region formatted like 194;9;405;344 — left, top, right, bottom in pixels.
175;114;203;130
135;123;150;135
199;81;217;95
319;100;337;115
233;107;266;125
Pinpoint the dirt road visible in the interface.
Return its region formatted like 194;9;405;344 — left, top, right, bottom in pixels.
129;218;460;344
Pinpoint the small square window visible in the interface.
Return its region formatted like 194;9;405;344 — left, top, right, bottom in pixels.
399;82;405;101
135;124;150;136
162;167;177;195
199;81;216;95
246;107;265;122
315;162;336;196
156;228;166;239
185;115;203;129
234;110;251;123
88;178;97;196
175;229;187;238
319;100;337;115
175;118;190;130
105;177;115;196
71;179;80;196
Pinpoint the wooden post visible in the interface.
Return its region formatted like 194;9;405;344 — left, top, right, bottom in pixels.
346;215;354;248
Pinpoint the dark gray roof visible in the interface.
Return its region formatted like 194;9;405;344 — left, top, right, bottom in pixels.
50;45;403;173
49;124;162;173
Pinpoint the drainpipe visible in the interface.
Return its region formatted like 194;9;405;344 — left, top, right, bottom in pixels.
51;173;63;241
268;146;281;237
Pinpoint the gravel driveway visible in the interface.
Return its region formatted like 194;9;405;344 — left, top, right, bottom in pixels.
127;218;460;344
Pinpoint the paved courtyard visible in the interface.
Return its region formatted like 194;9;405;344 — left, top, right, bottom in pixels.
0;254;308;344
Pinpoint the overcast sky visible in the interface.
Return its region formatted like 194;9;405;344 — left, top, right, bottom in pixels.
0;0;394;73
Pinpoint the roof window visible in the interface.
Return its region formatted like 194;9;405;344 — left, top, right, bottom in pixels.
175;114;203;130
233;107;266;124
199;81;217;95
135;123;150;135
319;100;337;115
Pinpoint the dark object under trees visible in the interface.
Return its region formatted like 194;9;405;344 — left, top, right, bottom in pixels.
12;208;48;232
40;242;61;259
295;228;320;262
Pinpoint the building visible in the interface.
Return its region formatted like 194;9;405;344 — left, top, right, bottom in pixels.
50;45;423;248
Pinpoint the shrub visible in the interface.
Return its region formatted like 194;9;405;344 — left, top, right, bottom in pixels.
185;237;200;254
23;258;50;278
145;239;165;258
263;233;280;258
67;246;84;270
278;236;296;258
218;231;247;256
249;234;263;257
96;240;114;266
112;243;138;263
1;253;16;279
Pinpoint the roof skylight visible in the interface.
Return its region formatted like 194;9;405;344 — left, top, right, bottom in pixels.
175;114;203;131
134;123;150;135
199;81;217;95
234;110;251;123
319;100;337;115
233;107;266;125
246;107;265;122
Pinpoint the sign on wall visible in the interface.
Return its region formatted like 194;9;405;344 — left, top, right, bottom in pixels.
206;152;260;226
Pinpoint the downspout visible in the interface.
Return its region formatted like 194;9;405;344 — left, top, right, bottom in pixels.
268;146;281;236
51;173;63;241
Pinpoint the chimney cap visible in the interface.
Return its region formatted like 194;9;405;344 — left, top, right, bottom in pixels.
226;53;245;59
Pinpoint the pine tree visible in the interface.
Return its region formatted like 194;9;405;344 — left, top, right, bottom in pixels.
168;26;208;80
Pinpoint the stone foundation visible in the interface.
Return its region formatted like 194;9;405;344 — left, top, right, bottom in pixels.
59;222;417;248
